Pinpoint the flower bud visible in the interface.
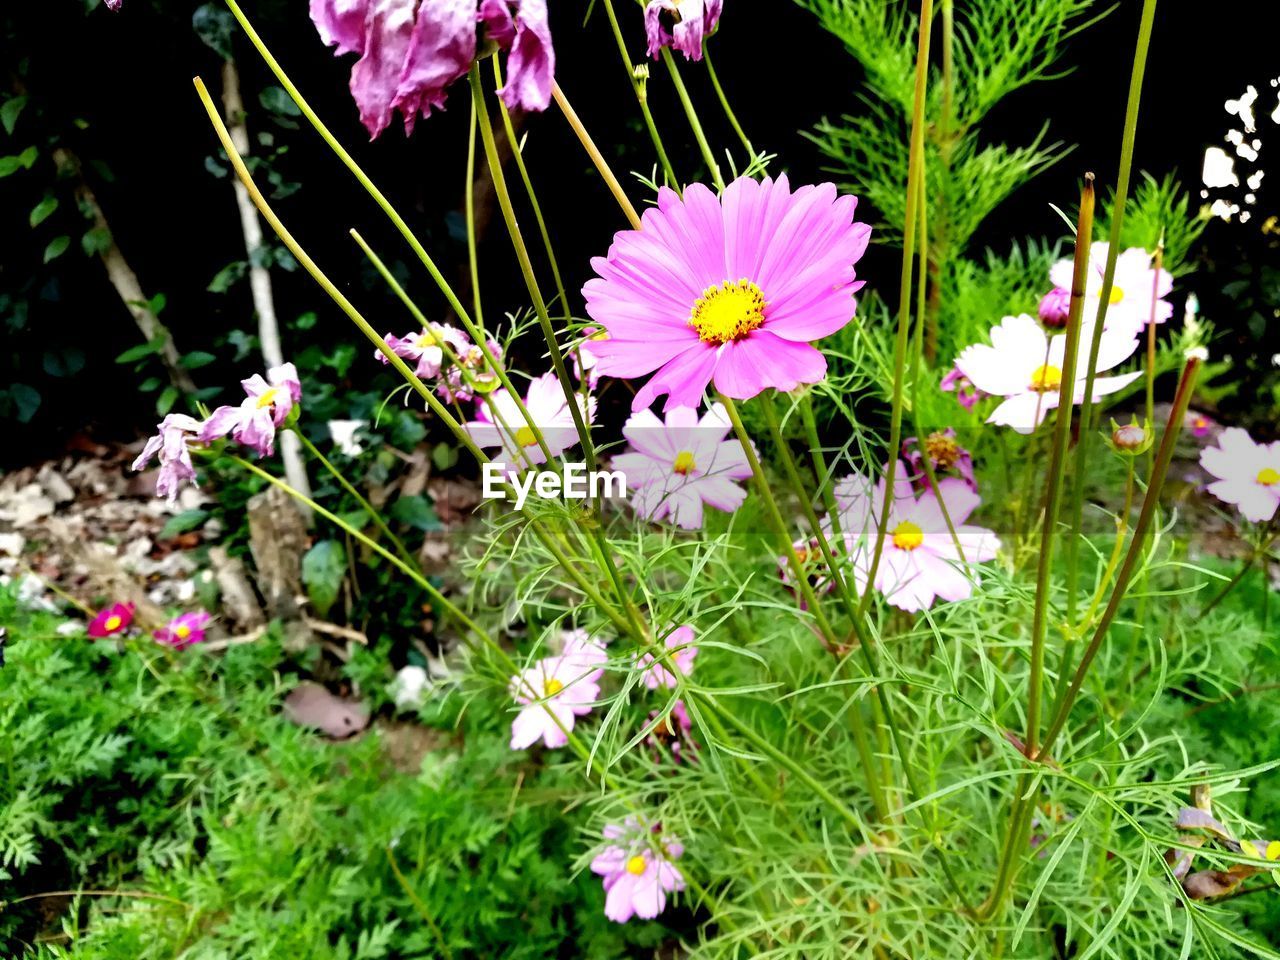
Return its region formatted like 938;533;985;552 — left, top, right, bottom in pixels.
1108;417;1153;456
1038;287;1072;328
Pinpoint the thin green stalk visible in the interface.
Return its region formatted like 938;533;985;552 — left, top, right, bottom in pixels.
702;42;753;157
660;48;725;190
465;97;484;332
598;0;678;187
1201;532;1278;617
293;427;418;571
551;83;643;230
858;0;933;618
386;846;453;960
1027;175;1095;759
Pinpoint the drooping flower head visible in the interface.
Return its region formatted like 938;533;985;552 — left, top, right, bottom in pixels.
88;601;135;638
954;314;1140;434
644;0;723;61
612;403;751;530
132;413;203;503
105;0;122;9
376;323;469;378
1048;243;1172;338
636;625;698;690
1038;287;1071;328
902;429;976;491
508;635;607;750
155;611;213;649
440;338;503;403
940;365;984;411
466;371;594;472
200;363;302;458
584;175;870;411
590;817;686;923
1200;427;1280;523
311;0;554;140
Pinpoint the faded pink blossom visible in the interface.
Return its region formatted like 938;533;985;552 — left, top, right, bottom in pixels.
200;363;302;458
508;644;605;750
636;625;698;689
155;611;213;649
940;365;983;411
376;323;469;378
644;0;723;61
1200;427;1280;523
465;371;594;472
132;413;203;503
479;0;555;112
590;818;686;923
902;428;976;491
1048;243;1173;338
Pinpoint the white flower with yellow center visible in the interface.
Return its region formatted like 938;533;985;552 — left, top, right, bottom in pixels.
1048;242;1173;338
1200;427;1280;523
466;371;596;473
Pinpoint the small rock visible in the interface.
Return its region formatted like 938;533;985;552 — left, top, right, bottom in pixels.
283;682;370;739
390;665;430;711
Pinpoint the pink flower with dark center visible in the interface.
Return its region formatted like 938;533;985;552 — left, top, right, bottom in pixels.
155;611;213;649
940;365;983;411
636;625;698;689
466;371;594;472
376;323;469;378
88;602;135;638
902;429;976;491
1038;287;1071;328
1048;243;1172;338
583;174;870;411
954;314;1140;434
1200;427;1280;523
644;0;723;61
132;413;203;503
612;403;751;530
200;363;302;458
590;818;686;923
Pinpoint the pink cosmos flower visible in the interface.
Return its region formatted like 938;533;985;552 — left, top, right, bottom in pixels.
940;365;984;411
200;363;302;458
583;174;871;411
1186;410;1218;439
637;625;698;689
132;413;203;503
644;0;723;61
611;403;751;530
902;428;976;491
154;611;213;649
954;314;1140;434
573;327;609;389
311;0;554;140
88;602;135;638
1200;427;1280;523
376;323;469;378
439;338;502;403
1038;287;1071;328
590;818;686;923
508;642;605;750
840;466;1001;613
1048;243;1172;338
466;371;593;471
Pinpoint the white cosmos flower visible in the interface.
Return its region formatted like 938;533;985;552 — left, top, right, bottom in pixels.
1200;427;1280;523
1048;243;1173;338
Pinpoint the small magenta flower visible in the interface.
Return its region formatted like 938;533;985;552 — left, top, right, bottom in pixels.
466;371;595;472
637;625;698;689
88;602;135;638
439;338;503;403
376;323;469;378
1200;427;1280;523
1048;243;1172;338
132;413;203;503
583;175;870;411
644;0;723;61
508;644;604;749
940;365;983;411
902;429;976;491
200;363;302;458
155;611;212;649
590;817;686;923
612;403;751;530
1038;287;1071;328
1186;410;1217;439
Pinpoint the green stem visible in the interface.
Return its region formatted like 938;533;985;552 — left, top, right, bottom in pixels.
1201;533;1278;617
660;48;725;190
551;83;644;230
465;97;485;332
702;42;753;157
599;0;678;187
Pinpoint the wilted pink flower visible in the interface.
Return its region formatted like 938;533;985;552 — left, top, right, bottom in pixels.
376;323;469;378
1038;287;1071;328
940;365;983;411
105;0;122;9
637;625;698;689
155;611;212;649
902;429;976;491
1200;427;1280;523
646;700;698;765
583;175;870;411
590;818;686;923
200;363;302;458
466;371;594;471
439;338;502;403
1048;243;1172;338
644;0;723;61
508;646;604;750
132;413;203;503
311;0;554;140
612;403;751;530
88;602;135;638
954;314;1140;433
1186;410;1217;439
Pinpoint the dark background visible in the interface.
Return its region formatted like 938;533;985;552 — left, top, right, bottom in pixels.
1;0;1275;466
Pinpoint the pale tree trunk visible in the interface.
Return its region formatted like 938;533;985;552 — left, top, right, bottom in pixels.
220;59;313;519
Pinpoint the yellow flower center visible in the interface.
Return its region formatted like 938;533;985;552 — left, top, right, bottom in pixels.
673;450;696;475
625;855;647;876
891;521;925;551
925;432;960;469
175;624;192;639
515;426;538;447
256;387;281;410
1029;364;1063;393
689;279;766;345
1257;467;1280;486
1108;285;1124;305
544;678;564;696
103;615;122;632
415;332;437;349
